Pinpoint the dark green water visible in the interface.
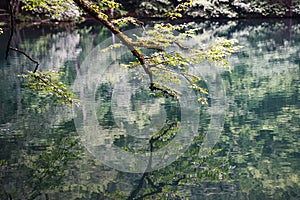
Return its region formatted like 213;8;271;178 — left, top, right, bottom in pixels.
0;19;299;199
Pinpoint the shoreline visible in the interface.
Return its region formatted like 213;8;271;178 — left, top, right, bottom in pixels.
1;13;300;30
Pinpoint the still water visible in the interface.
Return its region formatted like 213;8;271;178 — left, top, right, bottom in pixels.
0;19;299;199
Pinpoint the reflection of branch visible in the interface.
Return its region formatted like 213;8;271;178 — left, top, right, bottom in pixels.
127;122;178;200
146;176;160;189
9;47;40;72
135;189;162;200
127;134;156;199
150;121;178;142
127;173;148;200
132;174;185;200
136;175;185;200
6;0;15;58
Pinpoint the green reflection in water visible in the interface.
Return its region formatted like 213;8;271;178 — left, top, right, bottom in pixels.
0;19;299;199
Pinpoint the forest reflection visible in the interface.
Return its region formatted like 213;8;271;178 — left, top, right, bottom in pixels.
0;19;299;199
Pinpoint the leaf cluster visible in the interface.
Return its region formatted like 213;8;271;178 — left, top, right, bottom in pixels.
24;136;81;199
165;0;193;19
22;0;82;21
112;16;142;27
115;22;241;102
19;70;79;106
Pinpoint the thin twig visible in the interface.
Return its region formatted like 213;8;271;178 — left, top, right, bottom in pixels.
9;47;40;72
131;41;163;50
173;41;190;50
157;39;190;50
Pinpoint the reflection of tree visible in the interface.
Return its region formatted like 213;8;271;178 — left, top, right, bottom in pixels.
1;19;299;199
0;24;114;199
219;20;300;199
0;112;82;199
24;135;80;200
117;136;231;200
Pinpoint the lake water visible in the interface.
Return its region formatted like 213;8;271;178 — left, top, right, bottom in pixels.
0;19;299;199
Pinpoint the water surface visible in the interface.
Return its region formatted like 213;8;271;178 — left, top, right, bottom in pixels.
0;19;299;199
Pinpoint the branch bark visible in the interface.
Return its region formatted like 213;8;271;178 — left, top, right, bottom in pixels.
73;0;182;99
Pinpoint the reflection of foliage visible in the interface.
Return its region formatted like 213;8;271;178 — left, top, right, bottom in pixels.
219;20;300;199
95;83;116;128
226;104;300;199
2;18;300;199
115;121;180;153
0;160;7;178
110;143;231;200
144;154;229;199
0;114;83;199
24;135;81;199
150;121;179;150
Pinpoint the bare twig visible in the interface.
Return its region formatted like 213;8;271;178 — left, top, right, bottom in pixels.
9;47;40;72
5;0;40;74
156;39;190;50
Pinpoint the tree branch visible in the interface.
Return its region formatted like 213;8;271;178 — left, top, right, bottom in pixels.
73;0;153;83
131;41;163;50
155;39;191;50
72;0;197;99
173;41;190;50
